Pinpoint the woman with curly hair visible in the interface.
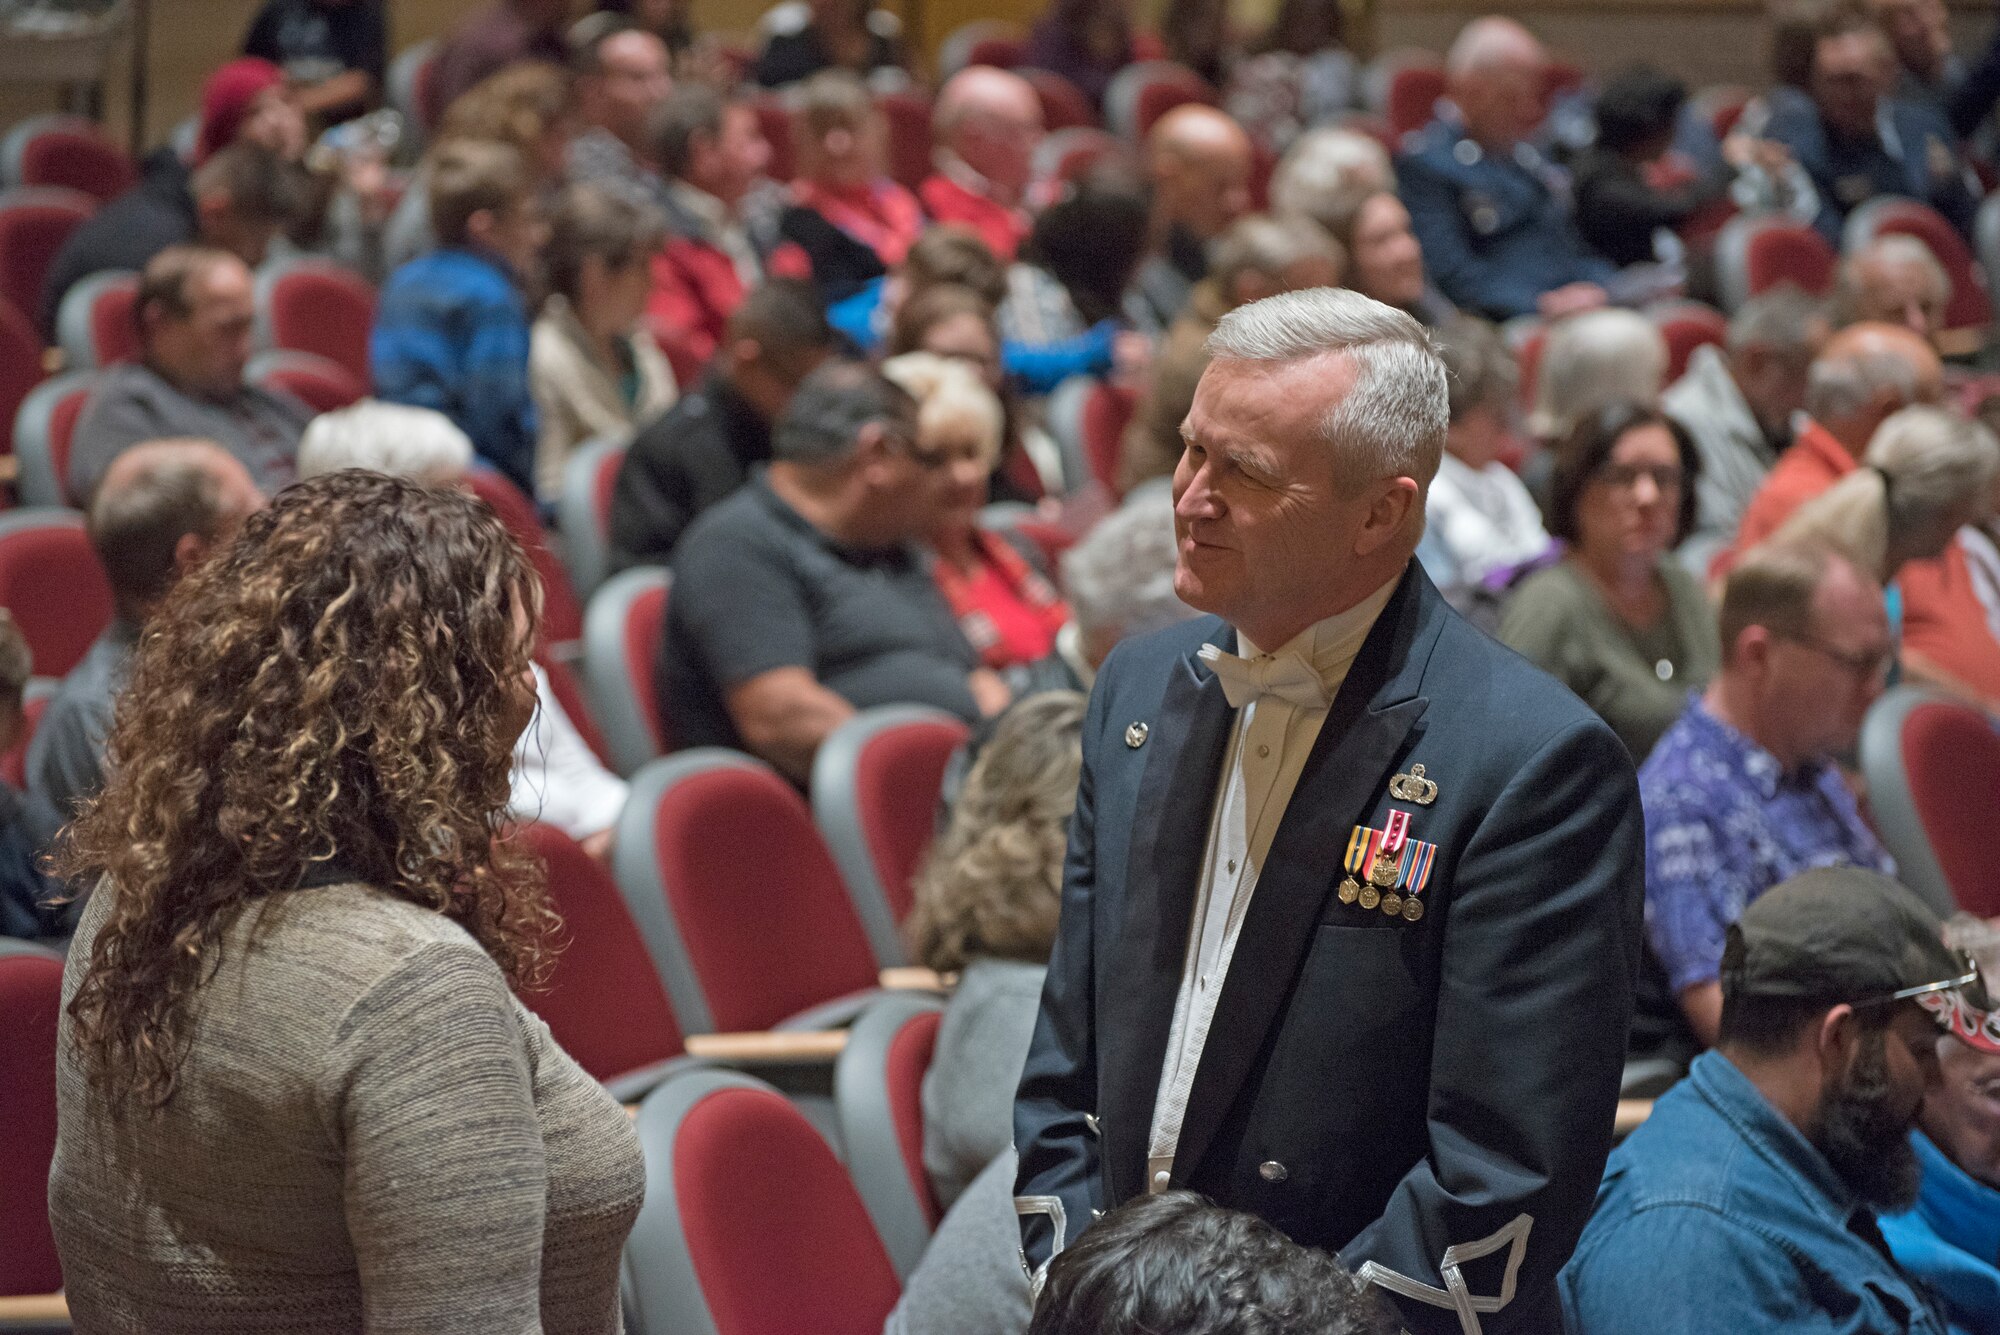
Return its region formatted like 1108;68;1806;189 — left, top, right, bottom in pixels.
907;689;1085;1209
47;471;643;1333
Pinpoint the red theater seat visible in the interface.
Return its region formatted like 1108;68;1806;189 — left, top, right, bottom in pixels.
1862;687;2000;918
1387;65;1447;140
1105;61;1215;140
877;91;934;192
555;436;626;600
54;268;139;370
1082;380;1137;493
1;115;135;204
0;295;46;463
0;186;94;329
464;465;584;648
13;370;93;508
0;509;113;678
582;565;671;777
254;258;377;388
1651;301;1730;382
1844;196;1993;343
836;992;946;1279
245;350;366;415
1715;213;1837;312
0;941;64;1299
1023;68;1098;132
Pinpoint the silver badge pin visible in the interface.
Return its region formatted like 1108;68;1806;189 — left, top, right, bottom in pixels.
1125;721;1149;749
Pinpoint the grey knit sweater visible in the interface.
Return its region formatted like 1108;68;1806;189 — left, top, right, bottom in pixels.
50;880;645;1333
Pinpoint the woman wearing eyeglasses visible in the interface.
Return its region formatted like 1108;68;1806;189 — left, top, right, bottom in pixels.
1500;400;1720;761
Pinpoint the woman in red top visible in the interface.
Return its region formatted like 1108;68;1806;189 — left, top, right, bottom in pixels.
883;351;1069;670
778;70;925;304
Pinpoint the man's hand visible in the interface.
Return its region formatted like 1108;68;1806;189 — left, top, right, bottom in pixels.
1537;282;1610;320
969;668;1013;717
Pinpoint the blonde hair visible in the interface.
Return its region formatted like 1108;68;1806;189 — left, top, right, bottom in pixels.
906;691;1086;973
1774;404;2000;578
880;350;1005;465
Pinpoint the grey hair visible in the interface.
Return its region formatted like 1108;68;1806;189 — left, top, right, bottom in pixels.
297;400;475;482
1060;487;1196;647
1268;127;1394;226
1206;214;1344;291
1527;308;1667;441
1804;342;1924;424
1726;285;1824;359
772;359;917;467
1834;234;1950;323
1203;287;1448;487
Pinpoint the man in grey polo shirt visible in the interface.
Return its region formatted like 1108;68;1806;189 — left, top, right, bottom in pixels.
660;359;1007;782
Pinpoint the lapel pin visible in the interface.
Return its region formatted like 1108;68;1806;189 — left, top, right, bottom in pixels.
1125;721;1149;749
1388;764;1439;806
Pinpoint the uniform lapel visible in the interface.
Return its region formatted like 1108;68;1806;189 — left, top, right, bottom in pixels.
1169;565;1444;1182
1097;625;1235;1204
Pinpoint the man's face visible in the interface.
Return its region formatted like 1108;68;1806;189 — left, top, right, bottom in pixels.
1813;31;1891;139
240;86;307;161
799;112;877;190
1856;256;1949;344
1735;342;1817;445
1921;1037;2000;1190
1811;1006;1942;1212
1457;53;1547;150
151;259;256;399
863;415;940;542
953;92;1043;197
1173;354;1376;644
1760;563;1893;762
593;31;673;147
1157;136;1253;242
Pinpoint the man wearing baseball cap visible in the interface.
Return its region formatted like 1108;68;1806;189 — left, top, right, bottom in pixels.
1560;867;1971;1332
1881;970;2000;1334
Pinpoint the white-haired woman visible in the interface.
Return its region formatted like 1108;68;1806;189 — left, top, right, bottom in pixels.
882;352;1069;671
297;401;630;858
1527;307;1670;444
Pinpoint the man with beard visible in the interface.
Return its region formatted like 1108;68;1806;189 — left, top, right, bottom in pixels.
1560;866;1970;1333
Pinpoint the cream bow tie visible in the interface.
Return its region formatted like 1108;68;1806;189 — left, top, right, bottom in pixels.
1198;643;1331;709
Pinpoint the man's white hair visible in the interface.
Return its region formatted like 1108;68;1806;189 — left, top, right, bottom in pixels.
1203;287;1448;487
1527;308;1668;441
1268;127;1394;226
297;400;476;483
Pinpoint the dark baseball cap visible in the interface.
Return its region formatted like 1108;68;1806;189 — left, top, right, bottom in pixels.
1720;867;1985;1010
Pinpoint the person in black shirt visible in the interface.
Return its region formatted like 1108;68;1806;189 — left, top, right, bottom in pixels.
660;360;1008;781
752;0;903;89
1572;65;1735;269
242;0;387;123
608;278;836;570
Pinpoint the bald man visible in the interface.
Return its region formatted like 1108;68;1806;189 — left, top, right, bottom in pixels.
1130;104;1256;333
28;439;265;818
1395;16;1616;321
1723;321;1943;571
920;65;1044;261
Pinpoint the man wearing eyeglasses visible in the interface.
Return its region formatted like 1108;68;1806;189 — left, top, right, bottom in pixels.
1639;539;1896;1050
1561;866;1968;1333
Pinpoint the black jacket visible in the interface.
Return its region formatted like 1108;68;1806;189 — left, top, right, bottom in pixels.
40;149;195;336
607;373;772;572
1014;562;1645;1334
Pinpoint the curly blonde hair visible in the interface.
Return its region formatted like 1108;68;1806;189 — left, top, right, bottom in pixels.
58;471;553;1113
907;691;1086;974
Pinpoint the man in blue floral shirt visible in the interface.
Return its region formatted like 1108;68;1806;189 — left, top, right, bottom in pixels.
1641;541;1896;1046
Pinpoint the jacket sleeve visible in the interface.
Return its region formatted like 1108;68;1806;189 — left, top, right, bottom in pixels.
1012;655;1114;1274
1343;716;1645;1335
645;248;722;377
1396;155;1551;322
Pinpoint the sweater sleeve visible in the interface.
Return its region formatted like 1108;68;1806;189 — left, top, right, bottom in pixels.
318;940;548;1334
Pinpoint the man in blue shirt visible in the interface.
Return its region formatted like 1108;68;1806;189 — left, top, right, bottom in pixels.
1560;866;1970;1334
371;139;548;497
1641;540;1896;1047
1394;17;1615;322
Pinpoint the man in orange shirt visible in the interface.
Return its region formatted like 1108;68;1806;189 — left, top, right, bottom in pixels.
919;67;1044;263
1720;322;1942;576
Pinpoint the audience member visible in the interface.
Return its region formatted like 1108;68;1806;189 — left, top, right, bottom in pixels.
424;0;570;128
1161;0;1234;88
660;360;1001;780
1560;868;1965;1332
1000;169;1151;349
1573;64;1735;267
1121;214;1343;491
1030;1191;1394;1335
1881;978;2000;1335
602;0;700;72
1224;0;1359;153
883;353;1067;670
1267;124;1393;224
882;1150;1032;1335
1640;542;1895;1046
31;440;264;819
373;140;548;496
48;471;642;1330
1397;16;1616;320
69;247;311;501
1418;315;1551;605
1759;1;1978;244
565;23;675;211
0;612;61;941
529;184;677;500
1054;487;1198;690
1304;187;1456;327
40;140;296;338
920;66;1044;263
296;400;630;856
906;689;1084;1208
753;0;903;89
1526;307;1670;443
1869;0;1962;112
1500;402;1718;760
241;0;386;123
1726;321;1944;566
778;70;925;304
1665;286;1827;574
646;85;779;374
1024;0;1135;110
829;223;1006;356
1130;105;1256;333
1835;233;1952;346
610;278;835;568
193;56;310;166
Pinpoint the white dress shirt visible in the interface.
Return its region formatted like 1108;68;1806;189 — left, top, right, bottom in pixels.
1145;577;1399;1191
1422;451;1551;599
510;664;630;841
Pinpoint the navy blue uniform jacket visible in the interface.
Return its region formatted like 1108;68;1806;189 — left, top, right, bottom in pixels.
1014;561;1645;1334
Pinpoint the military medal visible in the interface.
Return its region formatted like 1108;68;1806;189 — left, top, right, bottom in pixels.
1339;825;1377;905
1396;839;1437;922
1358;885;1380;910
1370;810;1410;887
1379;891;1403;917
